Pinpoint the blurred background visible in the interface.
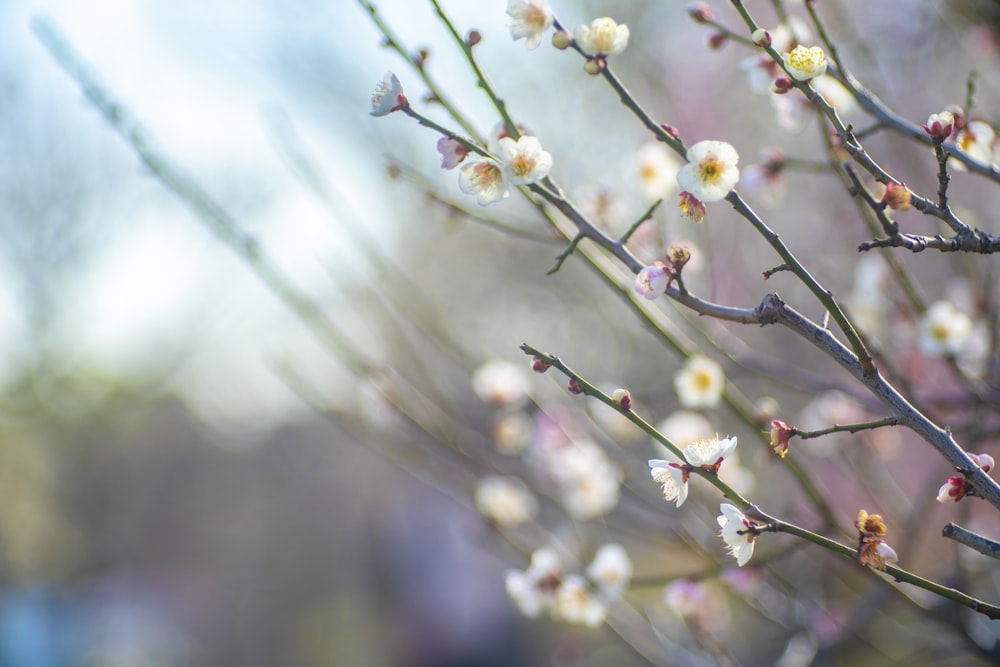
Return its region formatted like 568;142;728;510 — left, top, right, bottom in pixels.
2;0;1000;664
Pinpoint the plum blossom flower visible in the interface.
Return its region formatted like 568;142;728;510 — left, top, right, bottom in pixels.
586;544;632;598
923;111;955;140
474;475;538;526
683;435;738;470
634;263;670;300
575;17;630;56
741;149;787;206
678;191;707;223
649;458;688;507
507;0;553;50
675;355;725;408
855;509;898;570
555;574;606;626
459;159;509;206
919;300;973;356
505;547;563;617
436;137;470;169
769;420;795;458
370;71;407;116
954;120;996;165
472;360;530;405
783;45;827;81
655;411;714;450
635;142;682;199
548;439;622;520
718;503;758;566
676;141;740;203
496;136;553;185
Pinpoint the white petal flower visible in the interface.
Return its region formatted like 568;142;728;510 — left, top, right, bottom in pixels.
496;136;553;185
505;569;545;617
472;360;529;405
635;142;682;199
955;120;996;166
782;45;828;81
676;141;740;203
507;0;553;50
558;457;623;520
682;435;738;468
459;159;509;206
370;71;406;116
674;355;725;409
634;264;670;300
648;459;689;507
717;503;756;567
474;475;538;527
505;546;564;618
574;17;630;56
919;300;973;356
655;411;714;451
586;544;632;599
555;574;606;627
437;137;470;169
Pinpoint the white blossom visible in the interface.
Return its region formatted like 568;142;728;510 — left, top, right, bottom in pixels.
472;360;529;405
682;435;738;468
674;355;725;409
635;142;682;199
919;300;973;356
586;544;632;598
496;136;553;185
676;141;740;203
574;17;629;56
459;159;509;206
649;459;688;507
634;264;670;300
782;45;827;81
717;503;756;567
474;476;538;526
555;574;606;627
507;0;553;50
370;71;406;116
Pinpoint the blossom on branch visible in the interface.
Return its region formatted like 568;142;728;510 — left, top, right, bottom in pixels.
505;547;563;617
954;120;996;166
649;458;689;507
369;71;407;116
496;136;553;185
635;142;681;200
436;137;470;169
678;191;707;223
718;503;758;567
855;509;898;570
474;475;538;526
923;111;955;140
682;435;738;471
586;543;633;598
555;574;606;627
676;141;740;203
936;453;995;503
506;0;553;50
574;17;630;57
782;45;828;81
634;263;670;300
459;159;509;206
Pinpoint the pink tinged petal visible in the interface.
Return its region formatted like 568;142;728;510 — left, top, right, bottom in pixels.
370;71;406;117
971;453;995;473
437;137;470;169
459;160;509;206
634;264;669;299
936;476;966;503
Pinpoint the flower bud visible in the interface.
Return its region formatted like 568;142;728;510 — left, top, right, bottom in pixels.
687;2;713;23
882;182;912;211
551;29;572;50
751;28;771;48
612;388;632;412
707;32;728;50
922;111;955;140
530;356;551;373
770;77;795;94
769;420;794;458
943;103;966;131
970;452;995;473
568;378;584;395
936;476;966;503
584;58;604;76
467;30;482;47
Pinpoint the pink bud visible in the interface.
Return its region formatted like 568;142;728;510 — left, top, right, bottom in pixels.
971;453;995;473
612;388;632;411
936;476;966;503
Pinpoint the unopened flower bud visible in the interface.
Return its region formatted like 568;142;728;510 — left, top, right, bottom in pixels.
922;111;955;140
936;476;966;503
882;182;912;211
770;77;795;94
687;2;713;23
568;378;584;395
970;452;995;473
707;32;728;50
660;124;680;140
751;28;771;48
612;388;632;411
530;356;551;373
467;30;482;47
551;29;572;50
584;58;604;76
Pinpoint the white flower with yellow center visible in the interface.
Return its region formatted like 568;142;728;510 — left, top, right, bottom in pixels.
956;120;996;166
369;71;406;116
682;435;737;469
919;300;973;356
782;45;828;81
717;503;757;567
507;0;553;50
505;546;563;617
635;142;682;199
459;159;509;206
471;360;529;405
496;136;553;185
674;355;725;409
676;141;740;203
586;544;632;599
634;263;669;300
574;17;630;56
474;475;538;527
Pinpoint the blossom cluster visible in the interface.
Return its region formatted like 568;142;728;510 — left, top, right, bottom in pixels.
505;544;633;627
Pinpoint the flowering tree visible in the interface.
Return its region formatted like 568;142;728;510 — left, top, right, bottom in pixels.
37;0;1000;663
